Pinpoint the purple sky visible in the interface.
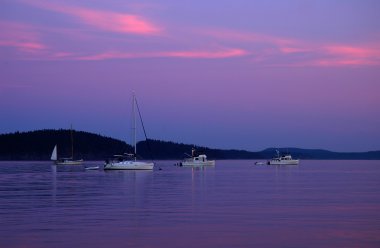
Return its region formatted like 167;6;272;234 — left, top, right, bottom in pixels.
1;0;379;152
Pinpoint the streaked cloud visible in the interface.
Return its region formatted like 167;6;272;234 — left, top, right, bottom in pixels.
158;48;247;59
3;2;379;66
23;1;161;35
320;45;380;66
198;28;298;47
0;21;46;52
199;28;380;67
325;45;377;57
77;48;248;61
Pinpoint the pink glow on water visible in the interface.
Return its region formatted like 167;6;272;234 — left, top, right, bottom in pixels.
1;161;379;248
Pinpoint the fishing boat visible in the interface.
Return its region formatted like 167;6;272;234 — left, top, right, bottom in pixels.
104;93;154;170
50;126;83;165
178;148;215;167
267;150;299;165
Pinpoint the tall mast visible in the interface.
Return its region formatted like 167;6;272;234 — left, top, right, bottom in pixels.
132;92;137;160
70;124;74;159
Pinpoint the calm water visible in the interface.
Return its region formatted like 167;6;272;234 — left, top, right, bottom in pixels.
0;160;379;248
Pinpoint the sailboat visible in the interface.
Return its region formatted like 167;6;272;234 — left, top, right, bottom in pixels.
50;126;84;165
104;93;154;170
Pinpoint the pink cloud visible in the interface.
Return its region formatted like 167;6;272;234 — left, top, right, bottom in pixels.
159;49;247;59
197;28;314;57
198;28;380;67
78;51;133;60
0;41;45;51
77;48;248;61
311;58;379;67
24;1;161;35
325;45;378;57
0;21;46;52
307;44;380;67
198;28;300;50
279;47;311;54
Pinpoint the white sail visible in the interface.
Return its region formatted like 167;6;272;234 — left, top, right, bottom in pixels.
50;145;57;161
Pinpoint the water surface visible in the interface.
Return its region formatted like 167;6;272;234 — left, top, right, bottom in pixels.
0;160;379;247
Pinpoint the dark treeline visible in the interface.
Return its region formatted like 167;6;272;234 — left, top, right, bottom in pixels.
1;130;380;160
260;148;380;160
0;129;131;160
138;139;262;160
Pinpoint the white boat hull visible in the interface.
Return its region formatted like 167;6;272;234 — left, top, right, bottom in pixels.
85;166;100;170
55;159;84;165
181;160;215;167
267;159;299;165
104;161;154;170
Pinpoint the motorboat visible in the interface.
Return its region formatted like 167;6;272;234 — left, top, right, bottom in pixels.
178;148;215;167
267;150;299;165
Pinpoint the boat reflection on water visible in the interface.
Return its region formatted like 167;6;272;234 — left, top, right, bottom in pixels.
1;160;379;248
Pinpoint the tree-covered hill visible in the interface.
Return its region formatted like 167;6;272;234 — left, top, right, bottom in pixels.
0;129;131;160
1;130;379;160
260;148;380;160
138;139;262;160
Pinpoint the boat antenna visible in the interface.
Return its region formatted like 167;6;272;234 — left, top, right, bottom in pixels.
134;95;155;162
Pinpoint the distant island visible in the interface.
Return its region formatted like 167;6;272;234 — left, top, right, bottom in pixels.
0;129;379;160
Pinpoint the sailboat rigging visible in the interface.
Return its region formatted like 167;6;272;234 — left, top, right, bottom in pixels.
104;93;154;170
50;125;84;165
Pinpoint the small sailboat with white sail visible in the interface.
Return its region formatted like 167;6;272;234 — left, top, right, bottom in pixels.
104;93;154;170
50;126;84;165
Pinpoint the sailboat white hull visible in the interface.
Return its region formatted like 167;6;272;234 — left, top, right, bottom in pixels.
104;161;154;170
181;161;215;167
267;150;299;165
179;152;215;167
55;159;84;165
105;93;154;171
267;159;299;165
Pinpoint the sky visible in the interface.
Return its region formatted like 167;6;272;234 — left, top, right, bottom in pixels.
0;0;379;152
